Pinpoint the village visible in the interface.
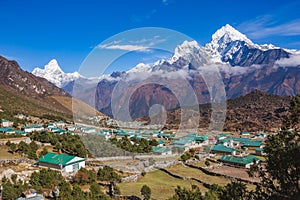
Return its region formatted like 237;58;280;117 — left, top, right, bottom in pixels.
0;113;269;200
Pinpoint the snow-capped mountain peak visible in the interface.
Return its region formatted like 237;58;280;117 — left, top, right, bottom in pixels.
205;24;258;60
127;63;151;73
204;24;287;64
170;40;210;65
44;59;63;73
32;59;83;88
211;24;254;46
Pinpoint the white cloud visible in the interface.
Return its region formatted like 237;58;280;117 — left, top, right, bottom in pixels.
162;0;173;6
239;16;300;39
98;44;150;52
238;1;300;39
275;54;300;67
98;36;167;52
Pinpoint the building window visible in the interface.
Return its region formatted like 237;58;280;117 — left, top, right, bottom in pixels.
73;163;79;172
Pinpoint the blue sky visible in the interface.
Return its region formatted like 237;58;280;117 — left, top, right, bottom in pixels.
0;0;299;74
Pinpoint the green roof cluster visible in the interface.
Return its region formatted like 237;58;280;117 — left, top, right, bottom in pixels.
219;137;262;147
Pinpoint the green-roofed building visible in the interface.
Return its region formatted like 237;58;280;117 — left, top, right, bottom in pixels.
115;131;131;137
242;140;263;148
218;137;263;149
152;146;172;155
0;127;15;133
157;140;165;146
255;148;265;156
158;133;173;140
22;125;44;133
14;130;27;135
51;128;66;134
210;144;236;155
194;135;209;144
220;155;260;168
38;152;86;173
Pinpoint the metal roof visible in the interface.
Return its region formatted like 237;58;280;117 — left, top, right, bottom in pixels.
152;146;171;153
210;144;236;153
220;155;260;165
38;152;85;167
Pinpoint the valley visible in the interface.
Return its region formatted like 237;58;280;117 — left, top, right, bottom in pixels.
0;13;299;199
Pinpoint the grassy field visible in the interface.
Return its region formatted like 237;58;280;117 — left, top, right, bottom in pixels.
165;164;231;186
0;145;22;159
167;164;257;191
118;170;208;200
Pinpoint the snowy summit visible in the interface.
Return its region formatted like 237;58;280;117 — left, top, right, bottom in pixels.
32;59;83;88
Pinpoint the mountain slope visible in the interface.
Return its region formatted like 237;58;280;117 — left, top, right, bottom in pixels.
0;56;103;121
93;24;299;119
138;90;291;132
0;85;72;119
0;56;68;97
34;24;299;120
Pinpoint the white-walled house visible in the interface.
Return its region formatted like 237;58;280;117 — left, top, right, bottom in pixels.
22;125;44;133
38;152;86;173
81;127;96;133
55;121;66;128
1;119;13;127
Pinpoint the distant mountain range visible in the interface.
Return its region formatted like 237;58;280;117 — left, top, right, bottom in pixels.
32;24;300;120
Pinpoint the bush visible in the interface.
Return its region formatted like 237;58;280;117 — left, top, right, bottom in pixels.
97;166;121;183
205;160;210;167
141;185;151;200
